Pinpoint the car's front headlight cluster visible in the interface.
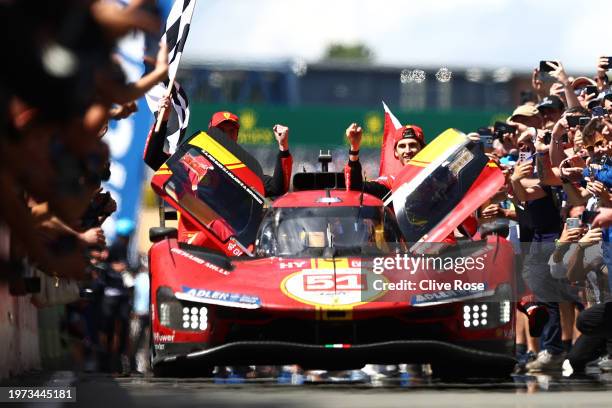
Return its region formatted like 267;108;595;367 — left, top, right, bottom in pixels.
462;284;513;330
462;303;489;328
157;287;209;331
182;306;208;331
462;300;511;329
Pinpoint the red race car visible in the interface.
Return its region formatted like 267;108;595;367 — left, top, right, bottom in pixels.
148;128;517;378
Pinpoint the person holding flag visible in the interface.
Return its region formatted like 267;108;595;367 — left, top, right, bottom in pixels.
143;0;195;169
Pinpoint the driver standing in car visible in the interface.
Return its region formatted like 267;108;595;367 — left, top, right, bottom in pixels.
343;123;479;238
181;111;293;247
343;123;425;199
207;111;293;197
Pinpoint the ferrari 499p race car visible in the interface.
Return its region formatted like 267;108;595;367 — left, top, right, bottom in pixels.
147;127;517;378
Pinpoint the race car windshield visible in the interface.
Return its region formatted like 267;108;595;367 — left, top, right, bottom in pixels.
255;206;403;257
164;148;263;246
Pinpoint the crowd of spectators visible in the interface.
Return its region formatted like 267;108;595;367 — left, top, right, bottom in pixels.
464;59;612;374
0;1;165;375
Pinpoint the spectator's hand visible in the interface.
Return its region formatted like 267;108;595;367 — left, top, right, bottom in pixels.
506;120;529;134
573;131;585;151
593;208;612;228
109;101;138;120
549;82;565;98
91;0;161;38
158;95;171;121
552;116;569;138
273;124;290;151
579;227;603;247
502;131;517;146
345;123;362;151
546;61;570;86
532;68;544;96
559;157;585;180
586;180;606;197
559;222;582;243
579;89;596;110
597;56;609;80
534;130;549;153
466;132;480;143
511;161;533;181
79;227;105;247
485;153;501;166
481;203;504;220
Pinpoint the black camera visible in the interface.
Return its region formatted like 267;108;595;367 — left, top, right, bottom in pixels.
539;60;557;73
567;115;591;127
493;121;517;137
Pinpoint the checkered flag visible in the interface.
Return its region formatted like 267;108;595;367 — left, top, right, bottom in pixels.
154;0;197;132
162;0;197;80
145;80;190;154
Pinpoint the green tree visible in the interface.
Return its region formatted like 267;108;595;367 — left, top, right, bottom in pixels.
323;43;374;62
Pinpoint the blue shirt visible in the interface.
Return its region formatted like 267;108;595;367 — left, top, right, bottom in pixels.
133;272;150;315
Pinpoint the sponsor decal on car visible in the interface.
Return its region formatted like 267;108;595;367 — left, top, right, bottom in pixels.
153;332;175;343
170;248;231;275
281;258;386;308
410;286;491;307
171;248;205;264
176;286;261;309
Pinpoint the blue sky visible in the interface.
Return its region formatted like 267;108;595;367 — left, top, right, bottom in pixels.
183;0;612;74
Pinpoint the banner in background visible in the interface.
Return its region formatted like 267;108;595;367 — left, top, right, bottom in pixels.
187;103;509;149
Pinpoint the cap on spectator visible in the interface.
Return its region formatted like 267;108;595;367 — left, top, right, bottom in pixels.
209;111;240;128
393;125;425;148
116;218;135;237
536;95;565;111
571;76;597;89
509;104;540;120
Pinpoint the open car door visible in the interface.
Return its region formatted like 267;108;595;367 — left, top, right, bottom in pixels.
386;129;504;251
151;128;267;257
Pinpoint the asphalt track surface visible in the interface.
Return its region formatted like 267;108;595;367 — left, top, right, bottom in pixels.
5;370;612;407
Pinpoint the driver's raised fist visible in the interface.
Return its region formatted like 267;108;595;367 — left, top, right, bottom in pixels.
345;123;362;150
273;124;289;151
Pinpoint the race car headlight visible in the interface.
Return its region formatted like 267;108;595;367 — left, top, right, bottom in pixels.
462;303;490;328
499;300;511;324
462;284;512;329
182;306;208;331
157;287;209;331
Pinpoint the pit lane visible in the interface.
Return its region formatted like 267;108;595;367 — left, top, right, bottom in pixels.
6;370;612;408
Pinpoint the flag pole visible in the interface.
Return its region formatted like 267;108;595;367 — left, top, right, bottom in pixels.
153;78;175;132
